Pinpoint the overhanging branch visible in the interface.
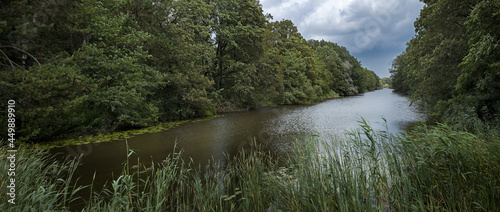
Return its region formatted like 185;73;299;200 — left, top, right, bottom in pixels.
0;45;41;67
0;48;15;68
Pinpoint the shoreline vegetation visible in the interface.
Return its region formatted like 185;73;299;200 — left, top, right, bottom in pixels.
1;0;499;210
1;120;498;211
1;0;382;144
33;115;222;149
36;90;342;149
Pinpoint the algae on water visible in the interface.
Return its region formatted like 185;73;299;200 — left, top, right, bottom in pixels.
35;115;223;149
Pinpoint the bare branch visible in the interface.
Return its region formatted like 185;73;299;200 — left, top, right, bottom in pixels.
0;45;42;67
0;48;15;68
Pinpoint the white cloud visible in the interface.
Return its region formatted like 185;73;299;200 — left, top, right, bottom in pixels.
260;0;424;77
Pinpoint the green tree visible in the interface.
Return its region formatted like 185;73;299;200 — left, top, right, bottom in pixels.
308;40;365;96
453;0;500;122
413;0;480;107
70;0;163;131
210;0;267;108
134;0;216;119
0;0;95;141
264;20;320;104
391;0;500;129
308;40;345;96
380;77;391;89
362;68;380;91
0;0;381;142
1;0;164;141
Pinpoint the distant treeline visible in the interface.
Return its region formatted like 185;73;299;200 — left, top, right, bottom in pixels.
391;0;499;130
0;0;381;142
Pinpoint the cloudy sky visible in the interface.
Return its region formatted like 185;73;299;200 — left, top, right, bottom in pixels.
259;0;425;78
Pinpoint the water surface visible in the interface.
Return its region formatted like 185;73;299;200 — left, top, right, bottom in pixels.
53;89;424;189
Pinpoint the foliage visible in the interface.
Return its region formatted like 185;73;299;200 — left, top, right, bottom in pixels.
0;0;379;142
81;123;500;211
390;0;500;131
456;0;500;123
0;63;92;141
210;0;267;109
138;0;217;120
308;39;375;96
400;122;500;211
3;122;499;211
380;77;391;88
0;145;84;211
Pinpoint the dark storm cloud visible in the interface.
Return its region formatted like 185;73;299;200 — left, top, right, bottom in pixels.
260;0;424;77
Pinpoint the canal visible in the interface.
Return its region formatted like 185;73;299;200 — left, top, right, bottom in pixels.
52;88;424;202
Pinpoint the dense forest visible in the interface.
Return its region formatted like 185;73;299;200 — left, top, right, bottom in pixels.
0;0;381;142
391;0;499;131
1;1;499;211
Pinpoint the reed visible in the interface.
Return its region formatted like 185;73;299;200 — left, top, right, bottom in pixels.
0;145;84;211
80;121;499;211
1;120;499;211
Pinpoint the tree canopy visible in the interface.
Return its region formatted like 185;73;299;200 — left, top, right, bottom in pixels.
391;0;500;129
0;0;380;142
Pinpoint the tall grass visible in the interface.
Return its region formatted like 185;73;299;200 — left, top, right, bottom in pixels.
82;141;280;211
398;123;500;211
0;145;84;211
1;121;499;211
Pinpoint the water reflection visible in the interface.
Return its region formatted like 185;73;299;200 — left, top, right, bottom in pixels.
52;89;424;190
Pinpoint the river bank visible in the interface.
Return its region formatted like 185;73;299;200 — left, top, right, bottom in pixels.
33;115;223;149
2;120;498;211
34;90;344;149
45;89;423;194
